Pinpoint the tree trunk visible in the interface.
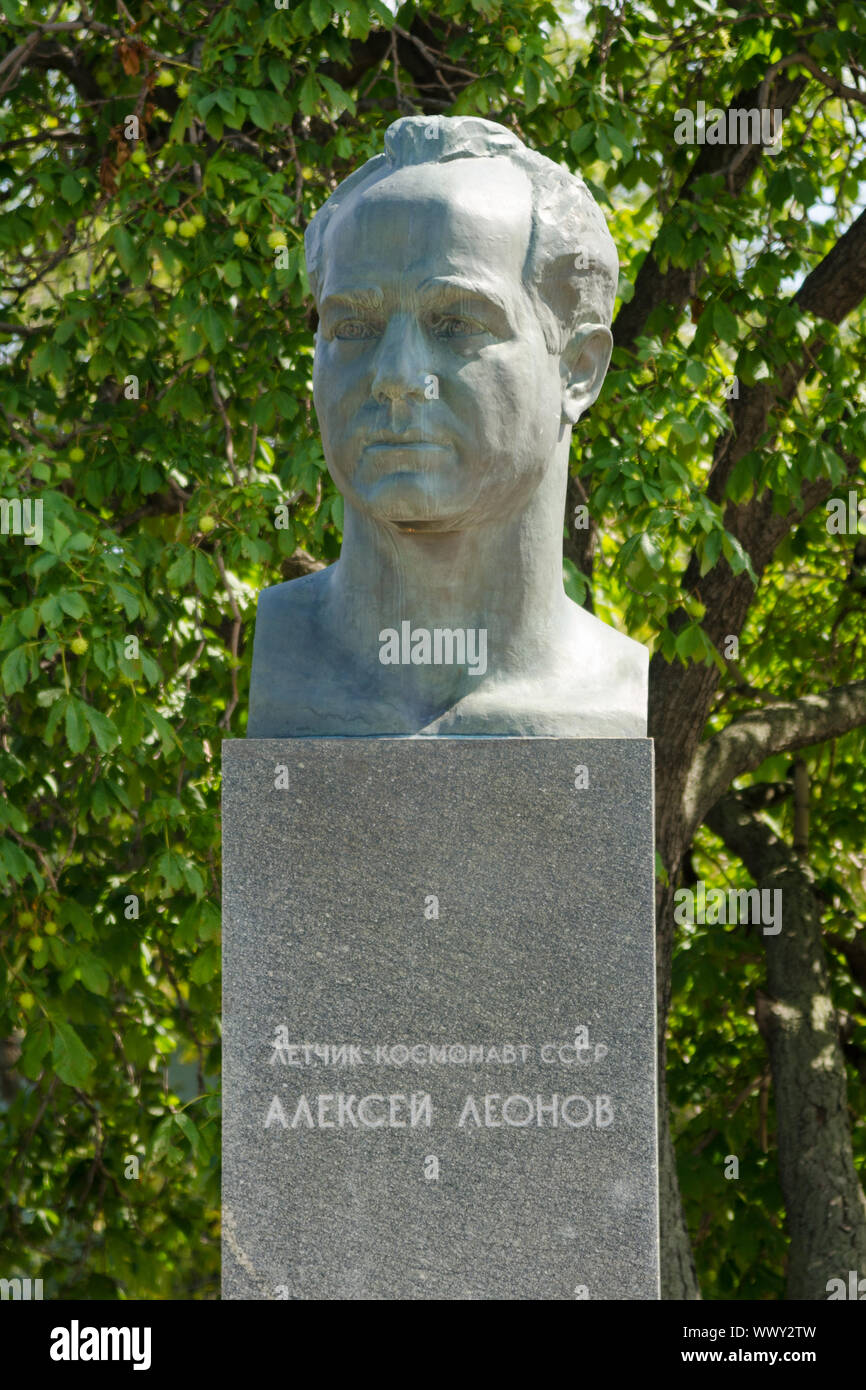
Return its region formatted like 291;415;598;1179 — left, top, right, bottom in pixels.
659;1087;701;1298
707;794;866;1299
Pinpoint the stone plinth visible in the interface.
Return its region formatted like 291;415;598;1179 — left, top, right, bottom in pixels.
222;738;658;1300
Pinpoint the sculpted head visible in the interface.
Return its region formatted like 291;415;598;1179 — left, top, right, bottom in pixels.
305;116;618;532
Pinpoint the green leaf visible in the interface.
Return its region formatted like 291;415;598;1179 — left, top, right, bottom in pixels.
344;0;370;37
700;529;723;576
174;1110;204;1158
726;453;758;504
176;323;203;362
151;1116;177;1162
318;73;355;116
197;901;221;942
147;706;183;755
603;122;633;161
675;622;706;660
1;645;29;694
670;417;697;444
640;532;664;571
775;303;800;336
19;1019;52;1080
569;125;595;154
204;109;224;141
109;583;140;620
712;301;739;345
194;549;216;596
58;591;88;619
79;956;110;996
45;693;68;743
140;464;162;495
40;594;64;626
82;704;120;754
112;225;137;275
297;72;319;117
684;360;708;387
157;850;185;890
65;699;90;754
523;65;540;112
0;838;41;889
201;307;226;352
61;173;84;205
31;341;70;379
139;650;162;686
617;533;643;570
182;861;205;898
166;549;194;587
190;944;219;984
52;1020;95;1087
215;89;238;116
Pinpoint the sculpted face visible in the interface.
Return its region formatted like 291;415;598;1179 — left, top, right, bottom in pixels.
312;159;569;530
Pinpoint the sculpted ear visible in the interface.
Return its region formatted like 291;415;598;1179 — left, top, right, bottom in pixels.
561;325;613;426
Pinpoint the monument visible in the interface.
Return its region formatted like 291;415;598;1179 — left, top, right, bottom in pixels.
223;116;658;1299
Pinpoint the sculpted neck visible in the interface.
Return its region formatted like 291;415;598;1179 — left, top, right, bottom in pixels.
329;448;571;689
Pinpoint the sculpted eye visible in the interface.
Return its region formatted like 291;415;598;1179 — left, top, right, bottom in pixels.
429;314;481;338
334;319;381;340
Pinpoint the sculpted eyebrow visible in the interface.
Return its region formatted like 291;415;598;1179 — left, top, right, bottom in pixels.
419;281;509;315
320;288;384;315
319;282;511;325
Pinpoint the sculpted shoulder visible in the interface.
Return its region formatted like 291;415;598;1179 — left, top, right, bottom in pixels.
423;605;648;738
254;566;334;633
562;600;649;736
247;568;342;737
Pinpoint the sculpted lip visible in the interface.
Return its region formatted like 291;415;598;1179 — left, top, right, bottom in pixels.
365;430;450;448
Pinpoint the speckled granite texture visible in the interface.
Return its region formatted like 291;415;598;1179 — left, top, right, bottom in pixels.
222;738;658;1300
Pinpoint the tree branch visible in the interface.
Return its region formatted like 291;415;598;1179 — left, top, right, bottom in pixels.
613;74;805;355
796;205;866;323
684;680;866;837
760;51;866;109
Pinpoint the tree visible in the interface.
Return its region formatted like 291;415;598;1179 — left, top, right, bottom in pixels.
0;0;864;1299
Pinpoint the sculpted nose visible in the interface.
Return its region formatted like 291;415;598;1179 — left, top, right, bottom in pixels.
370;313;428;405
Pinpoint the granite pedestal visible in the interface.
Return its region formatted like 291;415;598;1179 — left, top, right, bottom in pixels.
222;738;658;1300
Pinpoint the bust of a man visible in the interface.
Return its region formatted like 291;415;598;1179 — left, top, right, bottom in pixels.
248;116;647;737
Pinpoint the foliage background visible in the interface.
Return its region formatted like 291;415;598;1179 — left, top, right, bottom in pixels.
1;0;864;1299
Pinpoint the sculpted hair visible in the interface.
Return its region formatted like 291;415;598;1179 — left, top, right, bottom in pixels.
304;115;619;352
